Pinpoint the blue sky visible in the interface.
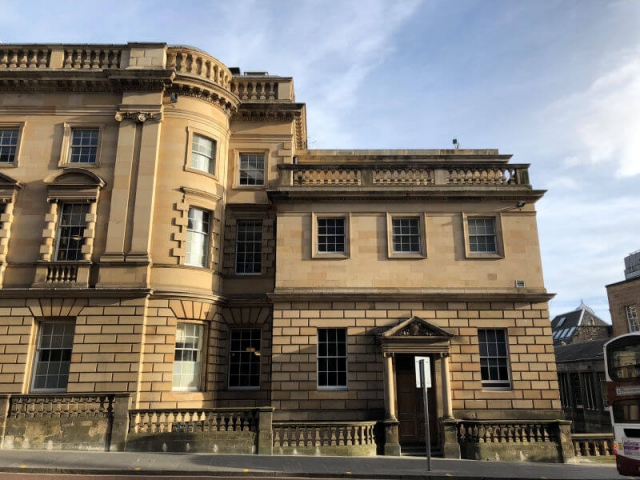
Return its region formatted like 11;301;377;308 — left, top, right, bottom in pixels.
1;0;639;321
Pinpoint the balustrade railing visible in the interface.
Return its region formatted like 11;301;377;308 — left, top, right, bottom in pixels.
293;168;361;186
273;421;376;448
167;48;231;90
128;408;258;434
63;48;121;69
230;77;293;101
571;433;613;458
0;47;51;69
373;167;434;185
7;394;114;419
447;165;519;185
279;164;530;188
458;421;556;443
46;264;79;283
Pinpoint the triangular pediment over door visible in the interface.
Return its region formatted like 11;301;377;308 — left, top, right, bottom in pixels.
379;316;454;354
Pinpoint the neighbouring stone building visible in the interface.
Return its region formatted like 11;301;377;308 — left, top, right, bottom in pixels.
551;304;612;433
0;43;571;461
607;250;640;337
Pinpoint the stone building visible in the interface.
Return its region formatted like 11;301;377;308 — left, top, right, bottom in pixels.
607;250;640;336
551;304;611;433
0;43;571;461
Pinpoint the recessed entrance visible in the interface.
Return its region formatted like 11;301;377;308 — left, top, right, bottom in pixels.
395;354;438;449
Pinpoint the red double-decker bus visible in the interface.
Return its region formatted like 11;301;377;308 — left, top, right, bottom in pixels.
605;332;640;476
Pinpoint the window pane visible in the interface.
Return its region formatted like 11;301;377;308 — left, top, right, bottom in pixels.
173;323;204;391
235;221;263;274
317;328;347;388
239;153;265;186
317;218;346;254
0;128;19;163
32;321;75;392
392;217;421;253
468;218;497;254
191;135;215;174
478;328;510;388
185;208;210;267
55;204;90;261
228;328;261;389
69;128;99;164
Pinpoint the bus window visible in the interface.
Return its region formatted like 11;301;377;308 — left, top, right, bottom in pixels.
613;399;640;423
609;342;640;382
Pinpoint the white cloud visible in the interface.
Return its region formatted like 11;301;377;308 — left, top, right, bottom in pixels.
545;47;640;178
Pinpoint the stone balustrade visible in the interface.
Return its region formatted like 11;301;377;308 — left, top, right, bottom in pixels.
126;407;273;454
0;44;295;106
278;163;531;188
273;421;377;456
456;420;574;463
571;433;614;458
0;393;130;451
448;165;522;185
7;393;114;418
62;48;122;69
129;408;258;434
293;167;362;186
46;263;79;284
230;77;294;101
166;47;232;90
458;421;556;443
0;47;51;68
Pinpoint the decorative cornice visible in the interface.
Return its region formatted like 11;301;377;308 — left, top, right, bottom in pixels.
170;83;239;116
115;111;162;123
268;289;555;303
0;70;174;93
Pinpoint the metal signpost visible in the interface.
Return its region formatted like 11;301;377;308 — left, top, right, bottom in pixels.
415;357;431;472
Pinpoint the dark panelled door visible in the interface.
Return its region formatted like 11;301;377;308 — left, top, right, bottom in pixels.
396;355;437;446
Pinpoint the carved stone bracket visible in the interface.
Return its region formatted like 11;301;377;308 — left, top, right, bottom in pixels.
115;111;162;123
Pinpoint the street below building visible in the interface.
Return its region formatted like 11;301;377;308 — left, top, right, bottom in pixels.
0;450;628;480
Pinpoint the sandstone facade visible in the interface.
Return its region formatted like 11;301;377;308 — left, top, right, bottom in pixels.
0;43;567;460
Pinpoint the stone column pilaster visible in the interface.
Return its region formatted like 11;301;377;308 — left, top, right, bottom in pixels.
382;352;401;456
442;353;453;419
383;353;397;421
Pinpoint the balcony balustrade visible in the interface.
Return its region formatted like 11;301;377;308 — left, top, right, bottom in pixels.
277;163;531;188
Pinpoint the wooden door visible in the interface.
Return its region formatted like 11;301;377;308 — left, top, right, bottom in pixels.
396;356;438;446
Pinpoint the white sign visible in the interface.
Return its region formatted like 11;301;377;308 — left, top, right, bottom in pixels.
617;385;640;396
414;356;431;388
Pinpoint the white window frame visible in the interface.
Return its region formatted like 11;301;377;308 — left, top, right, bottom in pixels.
59;123;104;167
235;220;263;275
228;328;262;390
55;203;90;261
478;328;511;389
317;328;348;390
185;207;211;268
0;124;23;166
387;214;427;258
626;305;639;333
190;134;215;175
173;323;204;391
312;213;350;259
462;213;504;259
31;320;75;393
238;152;265;187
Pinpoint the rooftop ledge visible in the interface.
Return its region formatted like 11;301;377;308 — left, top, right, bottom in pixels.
0;43;295;102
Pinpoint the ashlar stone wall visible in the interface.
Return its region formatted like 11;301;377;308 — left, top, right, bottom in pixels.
271;298;559;421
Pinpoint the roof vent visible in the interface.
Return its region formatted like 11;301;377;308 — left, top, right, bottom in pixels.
515;280;525;288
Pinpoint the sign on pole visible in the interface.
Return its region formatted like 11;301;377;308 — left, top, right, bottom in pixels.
418;359;432;472
414;356;431;388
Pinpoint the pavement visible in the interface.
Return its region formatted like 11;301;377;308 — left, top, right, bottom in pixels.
0;450;629;480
